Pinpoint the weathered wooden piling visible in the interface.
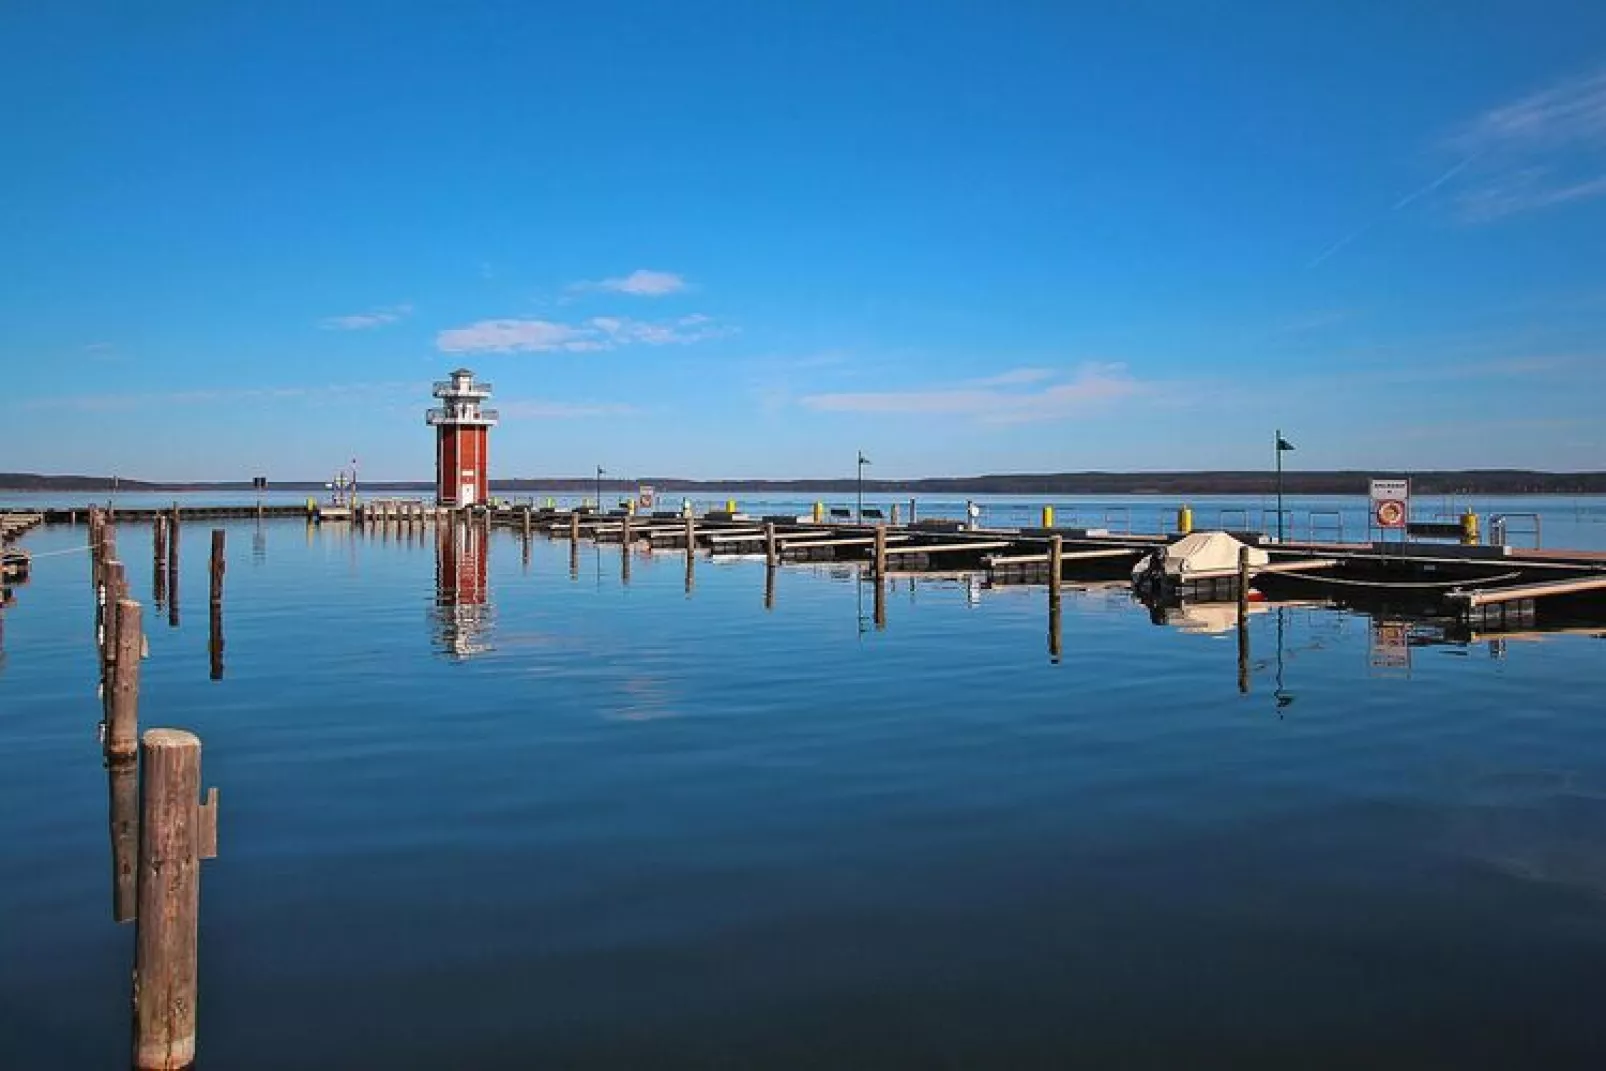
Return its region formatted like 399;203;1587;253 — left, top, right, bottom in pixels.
103;561;126;672
108;758;138;924
208;530;225;605
1237;545;1251;694
1048;535;1064;600
1237;544;1251;616
208;603;224;682
685;514;697;557
1048;592;1062;662
873;575;887;630
154;517;169;606
621;511;633;546
873;525;888;577
167;519;180;628
569;511;581;542
522;506;532;542
764;523;778;568
107;598;142;760
133;728;212;1071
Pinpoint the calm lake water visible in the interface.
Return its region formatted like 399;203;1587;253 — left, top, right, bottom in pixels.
3;508;1606;1067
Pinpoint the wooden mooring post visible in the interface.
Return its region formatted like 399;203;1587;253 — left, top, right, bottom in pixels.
108;758;138;924
569;511;581;542
133;728;217;1071
873;524;888;578
1237;545;1251;695
1048;589;1062;663
764;522;778;569
154;517;169;607
102;560;126;677
107;598;142;760
1048;534;1063;600
167;514;181;628
208;530;225;605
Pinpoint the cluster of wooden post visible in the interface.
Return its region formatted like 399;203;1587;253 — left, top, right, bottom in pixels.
87;506;219;1069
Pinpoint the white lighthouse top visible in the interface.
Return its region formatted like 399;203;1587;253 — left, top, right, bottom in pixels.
426;368;498;426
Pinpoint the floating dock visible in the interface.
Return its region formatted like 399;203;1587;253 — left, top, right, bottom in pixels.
6;502;1605;629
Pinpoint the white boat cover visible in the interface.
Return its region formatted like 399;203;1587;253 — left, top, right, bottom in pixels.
1159;531;1269;578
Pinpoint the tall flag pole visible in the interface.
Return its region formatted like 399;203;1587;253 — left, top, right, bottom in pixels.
1274;431;1295;542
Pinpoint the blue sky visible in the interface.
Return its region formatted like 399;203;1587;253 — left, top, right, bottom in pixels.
4;2;1606;481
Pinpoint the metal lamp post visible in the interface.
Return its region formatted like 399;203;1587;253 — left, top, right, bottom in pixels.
857;451;871;523
1274;430;1295;542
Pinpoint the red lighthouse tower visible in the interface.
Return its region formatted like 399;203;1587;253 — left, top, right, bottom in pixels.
426;368;499;507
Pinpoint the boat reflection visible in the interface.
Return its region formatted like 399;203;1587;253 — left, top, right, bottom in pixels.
433;519;492;659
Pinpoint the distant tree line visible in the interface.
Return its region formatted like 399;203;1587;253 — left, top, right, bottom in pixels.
7;470;1606;495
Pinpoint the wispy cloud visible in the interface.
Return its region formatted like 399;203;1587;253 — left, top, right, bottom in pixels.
1311;67;1606;265
436;313;733;354
1450;69;1606;155
570;269;688;297
1445;68;1606;222
319;303;413;330
1454;169;1606;223
966;367;1058;387
801;363;1144;424
498;399;641;419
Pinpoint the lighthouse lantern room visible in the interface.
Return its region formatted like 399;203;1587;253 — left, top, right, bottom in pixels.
426;368;499;507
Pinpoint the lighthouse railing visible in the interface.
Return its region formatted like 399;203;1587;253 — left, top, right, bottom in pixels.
432;379;493;396
426;407;499;425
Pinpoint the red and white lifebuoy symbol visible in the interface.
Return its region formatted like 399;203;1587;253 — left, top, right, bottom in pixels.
1376;499;1405;528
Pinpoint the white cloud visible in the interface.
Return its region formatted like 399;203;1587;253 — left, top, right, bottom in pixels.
436;319;596;354
966;367;1057;387
320;303;413;330
801;363;1144;424
436;314;733;354
571;269;688;296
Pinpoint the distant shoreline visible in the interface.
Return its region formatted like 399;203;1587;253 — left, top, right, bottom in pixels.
5;470;1605;495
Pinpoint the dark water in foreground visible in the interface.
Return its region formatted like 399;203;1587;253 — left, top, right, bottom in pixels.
3;519;1606;1068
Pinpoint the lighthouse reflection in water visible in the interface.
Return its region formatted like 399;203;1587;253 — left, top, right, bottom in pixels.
433;519;491;659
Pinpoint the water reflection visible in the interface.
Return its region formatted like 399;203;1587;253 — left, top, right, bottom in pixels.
433;521;492;659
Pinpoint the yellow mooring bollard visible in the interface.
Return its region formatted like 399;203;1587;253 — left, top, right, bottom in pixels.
1178;504;1194;534
1461;510;1480;546
1041;505;1055;529
726;499;737;514
813;501;825;523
